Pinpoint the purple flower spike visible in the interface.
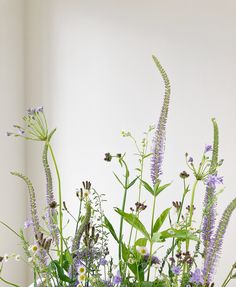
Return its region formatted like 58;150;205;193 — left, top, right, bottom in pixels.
189;268;204;284
171;265;181;275
113;271;122;285
205;174;223;189
150;57;170;185
205;144;213;153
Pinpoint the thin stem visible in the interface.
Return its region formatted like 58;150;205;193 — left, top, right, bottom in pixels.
221;264;235;287
0;277;21;287
186;179;198;251
48;143;63;266
0;221;20;238
147;194;157;281
118;159;129;274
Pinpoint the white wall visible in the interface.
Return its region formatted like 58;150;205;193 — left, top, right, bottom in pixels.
2;0;236;285
0;0;27;286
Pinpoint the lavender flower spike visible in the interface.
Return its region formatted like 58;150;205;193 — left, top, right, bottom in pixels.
202;186;217;258
203;197;236;284
42;129;59;244
150;56;171;185
10;172;47;268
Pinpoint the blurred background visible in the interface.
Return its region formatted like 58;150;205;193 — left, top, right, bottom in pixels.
0;0;236;285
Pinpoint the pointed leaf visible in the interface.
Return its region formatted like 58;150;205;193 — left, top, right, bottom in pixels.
113;172;124;188
140;179;154;196
154;182;171;196
153;207;171;233
103;216;119;243
115;208;150;240
127;176;139;189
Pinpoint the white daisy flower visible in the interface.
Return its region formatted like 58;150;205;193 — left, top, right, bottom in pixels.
77;265;86;274
78;273;86;282
136;246;148;256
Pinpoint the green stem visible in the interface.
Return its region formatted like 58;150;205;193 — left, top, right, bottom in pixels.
0;277;21;287
147;194;157;281
118;160;129;274
221;264;235;287
48;143;63;266
0;221;20;238
186;180;198;251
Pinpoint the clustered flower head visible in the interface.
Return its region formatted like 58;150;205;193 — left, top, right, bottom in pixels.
7;106;49;141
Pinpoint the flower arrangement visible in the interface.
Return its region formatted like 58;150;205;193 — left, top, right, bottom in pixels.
1;56;236;287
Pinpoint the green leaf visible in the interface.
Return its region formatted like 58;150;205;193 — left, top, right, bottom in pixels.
127;176;139;189
154;182;171;196
153;208;171;233
50;260;74;283
140;179;154;196
113;172;124;188
122;243;144;280
142;153;153;159
152;229;200;242
134;238;147;247
115;208;150;240
103;216;119;243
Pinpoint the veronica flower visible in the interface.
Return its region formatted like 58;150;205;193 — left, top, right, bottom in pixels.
203;197;236;284
205;174;223;189
189;268;204;284
202;186;216;258
171;265;181;275
113;271;122;285
150;56;171;185
42;139;59;244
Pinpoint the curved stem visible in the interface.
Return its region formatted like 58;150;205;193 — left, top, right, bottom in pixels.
0;277;21;287
48;143;63;266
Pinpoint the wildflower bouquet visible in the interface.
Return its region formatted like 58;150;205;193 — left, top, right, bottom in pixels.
1;56;236;287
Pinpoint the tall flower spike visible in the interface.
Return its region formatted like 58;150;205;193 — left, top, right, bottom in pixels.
202;186;217;258
203;197;236;284
150;55;171;185
11;172;47;268
42;128;59;244
202;119;219;258
70;202;91;279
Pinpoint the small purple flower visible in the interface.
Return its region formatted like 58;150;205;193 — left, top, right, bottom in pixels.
18;129;25;135
27;108;36;115
151;255;160;265
24;219;33;229
188;156;193;163
113;271;122;285
189;268;204;284
99;258;108;266
36;106;44;113
205;144;213;153
171;265;181;275
205;174;223;189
